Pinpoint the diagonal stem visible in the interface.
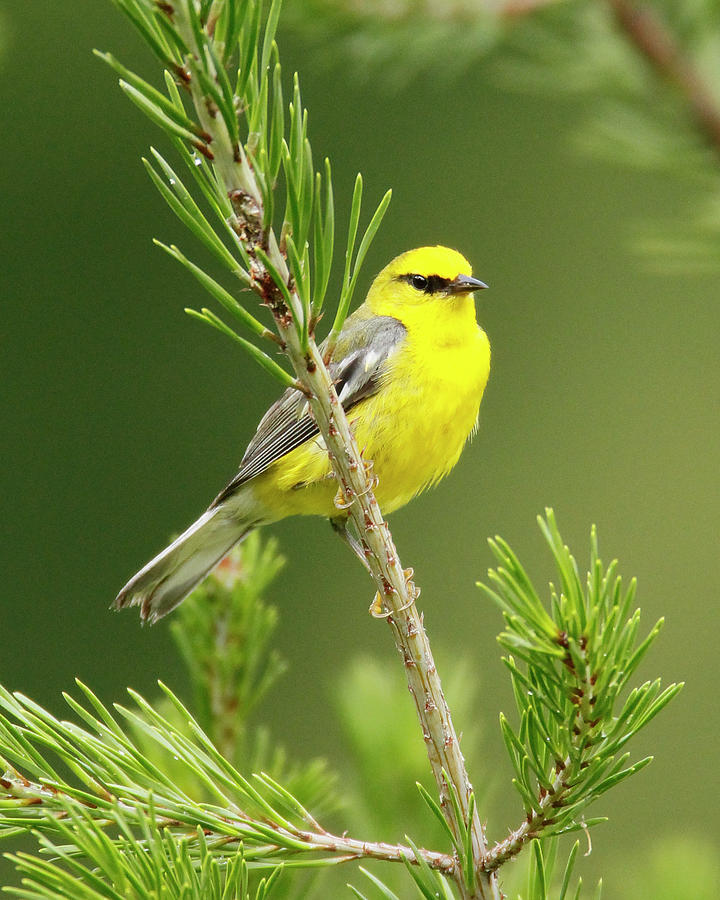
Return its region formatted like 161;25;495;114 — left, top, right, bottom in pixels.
168;4;500;896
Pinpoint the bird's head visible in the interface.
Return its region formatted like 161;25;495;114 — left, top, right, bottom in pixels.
367;246;488;315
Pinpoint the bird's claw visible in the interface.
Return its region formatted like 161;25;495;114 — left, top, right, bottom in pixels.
333;487;354;510
369;569;420;618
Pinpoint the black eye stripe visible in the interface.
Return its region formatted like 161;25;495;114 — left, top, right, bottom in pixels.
398;273;451;293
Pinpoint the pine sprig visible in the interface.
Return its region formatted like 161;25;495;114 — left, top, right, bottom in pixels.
0;679;454;877
101;0;391;365
168;533;288;761
479;510;683;870
4;807;284;900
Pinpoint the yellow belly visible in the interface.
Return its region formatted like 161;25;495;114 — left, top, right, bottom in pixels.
251;325;490;522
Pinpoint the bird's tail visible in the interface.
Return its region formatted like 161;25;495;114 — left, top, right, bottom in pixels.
114;506;249;624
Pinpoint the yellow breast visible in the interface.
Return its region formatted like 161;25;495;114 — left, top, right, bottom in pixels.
352;318;490;513
252;312;490;522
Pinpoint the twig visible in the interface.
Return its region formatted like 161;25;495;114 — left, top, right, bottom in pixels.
484;616;600;871
166;5;499;897
483;758;570;872
272;827;456;872
607;0;720;158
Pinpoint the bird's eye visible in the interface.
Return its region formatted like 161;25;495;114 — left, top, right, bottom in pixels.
411;274;428;291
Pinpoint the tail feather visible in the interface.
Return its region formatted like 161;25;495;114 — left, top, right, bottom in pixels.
114;507;248;624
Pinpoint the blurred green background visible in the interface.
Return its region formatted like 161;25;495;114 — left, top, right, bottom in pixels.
2;1;719;895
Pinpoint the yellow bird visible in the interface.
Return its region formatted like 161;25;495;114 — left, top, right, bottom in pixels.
115;246;491;622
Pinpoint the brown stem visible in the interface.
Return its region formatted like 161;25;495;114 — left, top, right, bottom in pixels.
607;0;720;158
286;827;455;871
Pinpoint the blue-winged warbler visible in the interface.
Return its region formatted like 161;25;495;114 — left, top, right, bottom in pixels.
115;246;491;622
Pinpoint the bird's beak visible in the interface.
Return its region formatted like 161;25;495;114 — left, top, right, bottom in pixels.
448;274;489;294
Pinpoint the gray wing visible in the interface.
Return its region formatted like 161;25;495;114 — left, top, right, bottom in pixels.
211;315;406;506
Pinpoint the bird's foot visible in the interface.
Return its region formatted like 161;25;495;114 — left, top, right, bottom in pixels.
369;569;419;618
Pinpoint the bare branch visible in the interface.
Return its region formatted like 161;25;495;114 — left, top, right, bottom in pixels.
607;0;720;158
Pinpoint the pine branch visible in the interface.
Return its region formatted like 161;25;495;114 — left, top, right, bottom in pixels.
0;685;453;875
478;510;683;872
606;0;720;159
100;2;496;894
4;813;285;900
0;514;681;897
